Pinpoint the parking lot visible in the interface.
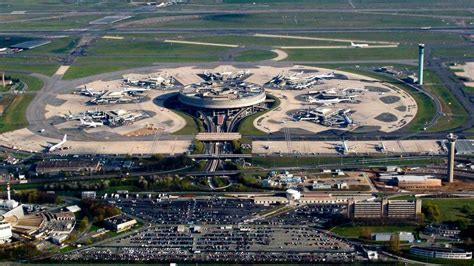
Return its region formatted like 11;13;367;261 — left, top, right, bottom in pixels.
60;225;358;263
117;197;272;224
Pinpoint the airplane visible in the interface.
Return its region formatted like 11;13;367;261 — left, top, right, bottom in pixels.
123;87;150;95
351;42;369;48
80;118;103;128
375;142;387;153
48;134;67;152
334;140;350;155
80;86;104;97
310;72;335;80
306;95;353;105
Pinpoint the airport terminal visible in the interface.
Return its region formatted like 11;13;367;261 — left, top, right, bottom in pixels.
0;65;422;155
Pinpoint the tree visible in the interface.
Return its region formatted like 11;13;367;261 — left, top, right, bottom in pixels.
361;227;373;239
79;216;89;232
389;234;400;253
423;202;441;223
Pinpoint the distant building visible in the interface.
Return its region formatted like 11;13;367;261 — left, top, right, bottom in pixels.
81;191;96;199
455;139;474;155
371;232;414;242
103;214;137;232
352;201;383;218
350;199;421;220
36;160;101;175
410;246;472;260
50;234;69;245
423;224;461;238
263;171;303;188
66;205;81;213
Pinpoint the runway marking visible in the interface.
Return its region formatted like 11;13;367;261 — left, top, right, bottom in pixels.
277;45;399;49
55;65;70;76
163;39;239;48
102;35;124;40
254;33;399;45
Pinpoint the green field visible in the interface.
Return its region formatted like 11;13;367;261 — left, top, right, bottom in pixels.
0;94;35;133
422;198;474;222
285;46;417;61
7;74;44;92
171;110;204;135
234;49;276;61
157;12;449;29
238;94;280;135
0;64;59;76
63;64;145;80
251;156;442;168
423;71;467;132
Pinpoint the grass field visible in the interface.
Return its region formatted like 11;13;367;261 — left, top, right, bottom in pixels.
158;12;448;29
238;94;280;135
171;109;204;135
250;156;442;168
62;64;145;80
7;74;44;92
422;198;474;222
0;94;34;133
423;71;467;132
0;64;59;76
234;49;276;61
285;46;417;61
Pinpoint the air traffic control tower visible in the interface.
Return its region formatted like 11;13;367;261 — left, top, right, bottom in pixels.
418;44;425;85
446;133;457;183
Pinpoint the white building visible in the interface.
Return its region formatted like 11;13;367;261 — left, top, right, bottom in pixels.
0;221;12;244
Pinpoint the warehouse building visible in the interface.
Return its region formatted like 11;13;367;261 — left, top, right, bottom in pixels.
394;175;442;189
104;214;137;232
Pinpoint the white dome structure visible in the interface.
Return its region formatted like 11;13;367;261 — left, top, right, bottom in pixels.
286;189;301;201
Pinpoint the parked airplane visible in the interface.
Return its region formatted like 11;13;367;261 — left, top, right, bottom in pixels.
335;140;350;155
351;42;369;48
80;86;104;97
375;142;387;153
48;134;67;152
80;118;103;128
123;87;150;95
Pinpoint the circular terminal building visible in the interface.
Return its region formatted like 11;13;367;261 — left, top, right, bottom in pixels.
178;80;266;110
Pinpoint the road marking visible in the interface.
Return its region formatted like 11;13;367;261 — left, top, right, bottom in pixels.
55;65;70;76
270;49;288;61
163;39;239;48
254;33;399;45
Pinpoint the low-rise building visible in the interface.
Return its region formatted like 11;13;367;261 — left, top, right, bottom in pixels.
81;191;96;199
263;171;303;188
394;175;442;189
371;232;414;242
103;214;137;232
423;224;461;238
410;246;472;260
350;199;421;220
36;160;101;175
